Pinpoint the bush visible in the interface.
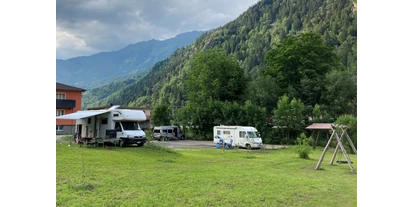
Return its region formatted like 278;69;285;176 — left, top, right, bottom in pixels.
334;115;357;152
295;133;313;159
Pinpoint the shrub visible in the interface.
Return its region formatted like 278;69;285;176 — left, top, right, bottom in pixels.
334;115;357;152
295;133;313;159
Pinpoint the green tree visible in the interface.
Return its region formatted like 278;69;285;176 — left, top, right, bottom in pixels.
246;75;281;115
273;95;306;143
334;114;357;152
151;104;171;126
264;32;342;107
323;69;357;118
185;47;248;103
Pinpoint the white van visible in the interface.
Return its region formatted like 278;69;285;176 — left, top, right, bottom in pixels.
213;125;263;149
153;126;185;141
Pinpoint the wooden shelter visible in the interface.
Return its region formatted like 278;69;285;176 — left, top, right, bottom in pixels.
306;123;357;174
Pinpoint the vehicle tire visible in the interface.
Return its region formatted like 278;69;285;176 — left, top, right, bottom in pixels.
137;142;144;147
181;135;185;140
120;139;126;148
246;144;251;150
164;137;168;141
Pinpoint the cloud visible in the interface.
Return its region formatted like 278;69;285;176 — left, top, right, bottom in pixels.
56;0;259;59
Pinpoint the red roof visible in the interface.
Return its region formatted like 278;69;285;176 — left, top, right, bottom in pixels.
56;82;86;92
305;123;333;130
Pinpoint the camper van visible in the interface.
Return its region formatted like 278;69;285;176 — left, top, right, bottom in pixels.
213;125;263;149
153;126;185;141
56;105;147;147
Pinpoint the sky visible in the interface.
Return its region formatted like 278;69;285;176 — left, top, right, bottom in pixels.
56;0;260;60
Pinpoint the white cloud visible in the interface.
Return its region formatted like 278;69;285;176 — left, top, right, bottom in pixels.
56;0;260;59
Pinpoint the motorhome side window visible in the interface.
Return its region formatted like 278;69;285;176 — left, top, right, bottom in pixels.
239;131;246;138
217;130;221;135
223;131;230;135
115;122;122;131
101;118;108;125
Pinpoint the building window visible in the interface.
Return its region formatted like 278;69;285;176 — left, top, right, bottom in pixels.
56;109;64;116
56;125;63;131
56;93;66;99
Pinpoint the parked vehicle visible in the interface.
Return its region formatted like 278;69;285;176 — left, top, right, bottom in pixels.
153;125;185;141
56;105;147;147
213;125;263;149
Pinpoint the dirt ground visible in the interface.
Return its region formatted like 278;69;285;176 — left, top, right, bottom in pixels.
56;135;286;150
148;139;287;150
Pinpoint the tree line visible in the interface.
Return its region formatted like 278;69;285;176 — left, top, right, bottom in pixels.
151;32;357;148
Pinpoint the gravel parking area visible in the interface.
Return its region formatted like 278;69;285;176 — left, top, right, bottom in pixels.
148;139;286;150
57;135;287;150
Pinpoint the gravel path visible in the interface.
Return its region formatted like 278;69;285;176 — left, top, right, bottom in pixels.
57;135;286;150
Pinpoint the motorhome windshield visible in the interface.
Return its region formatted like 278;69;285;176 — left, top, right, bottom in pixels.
121;121;140;130
247;131;260;138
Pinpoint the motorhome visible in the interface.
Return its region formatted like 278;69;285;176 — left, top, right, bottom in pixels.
56;105;147;147
213;125;263;149
153;126;185;141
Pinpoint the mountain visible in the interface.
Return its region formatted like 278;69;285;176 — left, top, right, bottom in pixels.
84;0;357;109
56;30;205;89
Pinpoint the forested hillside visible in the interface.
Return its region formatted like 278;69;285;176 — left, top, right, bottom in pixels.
87;0;356;109
84;0;357;145
56;31;204;89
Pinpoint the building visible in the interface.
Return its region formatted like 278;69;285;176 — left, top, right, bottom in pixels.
56;82;86;134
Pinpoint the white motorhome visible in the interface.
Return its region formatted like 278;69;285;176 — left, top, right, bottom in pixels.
213;125;263;149
56;105;147;147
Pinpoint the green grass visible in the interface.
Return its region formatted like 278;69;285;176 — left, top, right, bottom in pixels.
56;141;357;207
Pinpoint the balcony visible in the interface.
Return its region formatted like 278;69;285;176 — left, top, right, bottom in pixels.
56;99;76;108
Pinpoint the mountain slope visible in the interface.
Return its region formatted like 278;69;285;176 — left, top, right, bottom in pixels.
56;30;205;89
86;0;357;108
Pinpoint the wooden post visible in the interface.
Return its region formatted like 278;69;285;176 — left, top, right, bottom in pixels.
345;131;357;155
329;127;345;165
315;128;336;170
334;127;356;174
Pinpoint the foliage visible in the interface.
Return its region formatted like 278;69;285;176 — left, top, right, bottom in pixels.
295;133;313;159
264;31;342;108
185;47;248;103
77;0;357;145
82;74;143;109
334;114;357;151
151;104;171;126
84;0;357;110
245;74;281;115
323;69;357;118
273;95;306;142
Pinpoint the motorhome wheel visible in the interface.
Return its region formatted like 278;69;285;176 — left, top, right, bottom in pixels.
120;139;125;148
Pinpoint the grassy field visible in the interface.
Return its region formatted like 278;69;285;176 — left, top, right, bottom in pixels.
56;140;357;207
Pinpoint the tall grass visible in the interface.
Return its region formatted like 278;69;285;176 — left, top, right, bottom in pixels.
56;140;357;207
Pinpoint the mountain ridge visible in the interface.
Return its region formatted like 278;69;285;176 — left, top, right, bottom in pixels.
56;30;205;89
